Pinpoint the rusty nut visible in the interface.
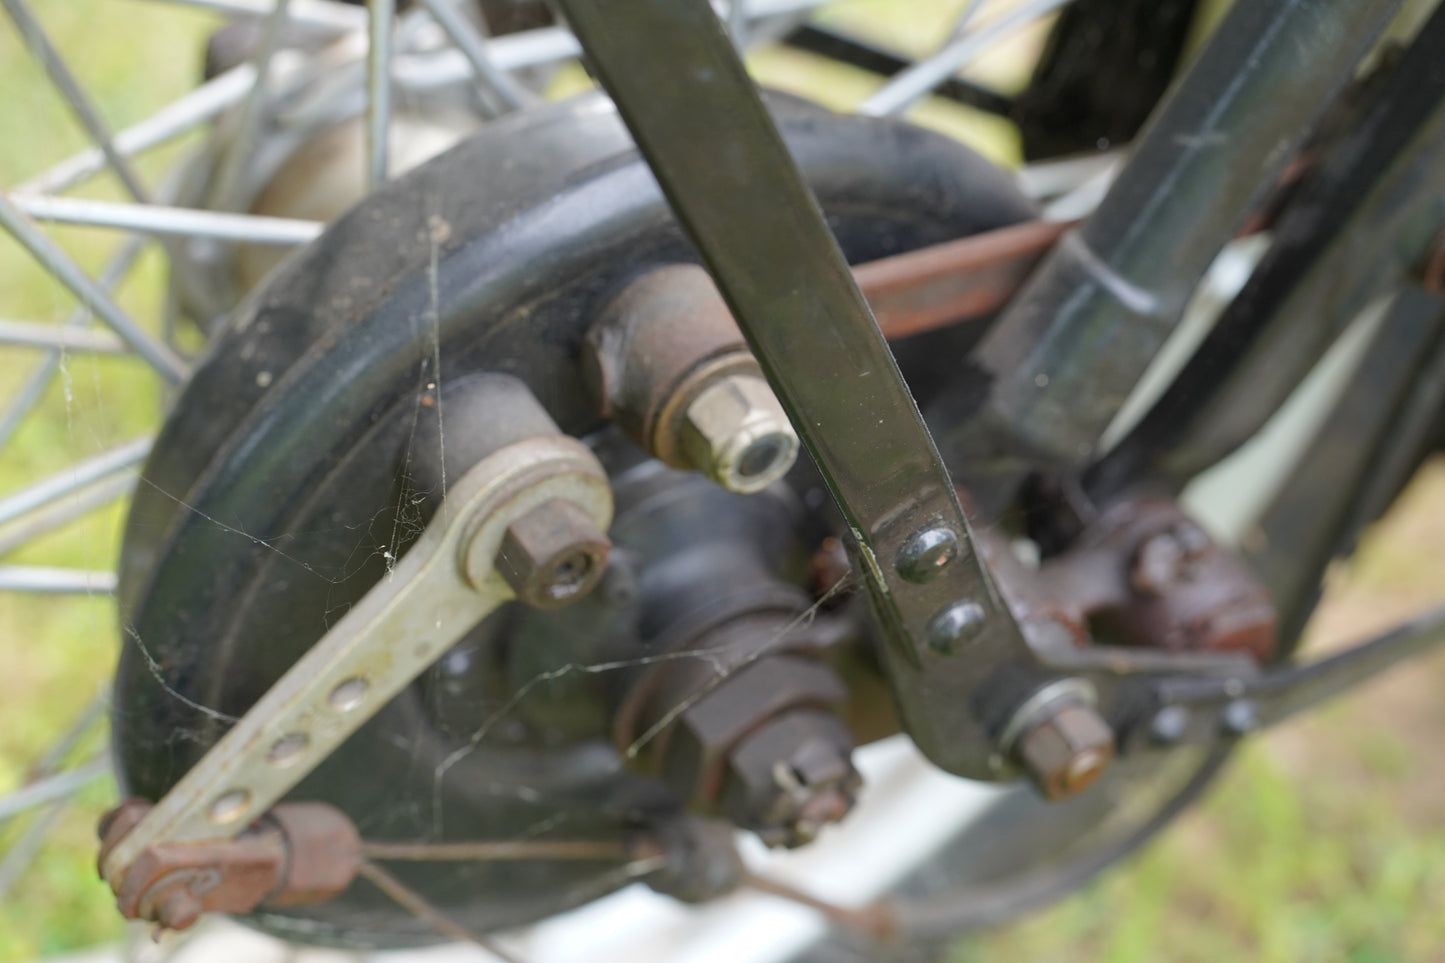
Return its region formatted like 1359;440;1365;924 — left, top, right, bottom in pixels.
495;497;611;609
718;709;860;849
678;373;799;494
1016;703;1115;801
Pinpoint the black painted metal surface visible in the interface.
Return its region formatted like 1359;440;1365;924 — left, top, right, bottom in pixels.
553;0;1043;782
937;0;1403;509
1092;4;1445;497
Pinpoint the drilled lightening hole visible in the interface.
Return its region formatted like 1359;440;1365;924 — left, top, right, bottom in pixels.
328;677;370;712
268;733;310;767
208;789;251;824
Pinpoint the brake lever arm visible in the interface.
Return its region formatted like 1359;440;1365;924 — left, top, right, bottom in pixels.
552;0;1040;779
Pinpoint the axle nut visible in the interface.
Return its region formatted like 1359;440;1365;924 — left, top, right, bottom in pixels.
1016;703;1115;800
495;498;611;609
678;373;800;494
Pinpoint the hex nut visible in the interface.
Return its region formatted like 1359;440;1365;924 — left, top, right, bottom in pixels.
494;497;611;609
718;709;860;848
1016;703;1115;801
678;373;799;494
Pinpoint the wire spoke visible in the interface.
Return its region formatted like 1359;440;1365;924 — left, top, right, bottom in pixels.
859;0;1074;116
0;318;128;354
138;0;364;34
0;438;152;527
1;0;152;201
417;0;532;113
0;196;189;381
947;0;990;41
0;756;110;822
0;474;136;558
366;0;396;189
21;65;257;196
0;801;68;901
0;698;106;898
0;566;118;594
0;239;146;456
7;193;323;245
208;0;294;211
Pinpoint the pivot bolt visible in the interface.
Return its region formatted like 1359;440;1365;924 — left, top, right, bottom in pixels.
678;373;799;494
495;498;611;609
1016;703;1115;800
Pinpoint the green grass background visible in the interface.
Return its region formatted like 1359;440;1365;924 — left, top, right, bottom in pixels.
0;1;1443;960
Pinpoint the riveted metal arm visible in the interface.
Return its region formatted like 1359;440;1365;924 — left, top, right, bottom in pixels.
551;0;1039;780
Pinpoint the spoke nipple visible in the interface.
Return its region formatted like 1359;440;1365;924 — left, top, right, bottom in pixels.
925;601;986;654
896;527;962;583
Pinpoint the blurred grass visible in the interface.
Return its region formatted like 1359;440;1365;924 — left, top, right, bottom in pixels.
0;1;1442;961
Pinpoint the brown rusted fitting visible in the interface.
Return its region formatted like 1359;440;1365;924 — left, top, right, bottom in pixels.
1031;498;1278;663
994;679;1115;801
1015;703;1116;800
616;610;860;848
717;709;862;848
585;265;798;493
98;798;361;931
495;497;611;609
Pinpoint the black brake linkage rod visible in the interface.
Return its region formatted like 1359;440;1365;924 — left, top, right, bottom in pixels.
548;0;1043;780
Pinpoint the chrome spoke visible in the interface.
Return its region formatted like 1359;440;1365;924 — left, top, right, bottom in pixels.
0;566;118;594
417;0;532;113
208;0;294;211
30;695;106;778
8;193;323;245
138;0;364;34
20;64;257;196
1;0;152;202
947;0;990;41
0;438;152;527
0;197;189;381
859;0;1074;117
0;319;128;354
0;698;106;898
0;238;147;450
0;801;67;901
367;0;396;189
0;756;110;822
0;473;137;558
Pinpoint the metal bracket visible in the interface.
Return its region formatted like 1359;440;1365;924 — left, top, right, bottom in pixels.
101;435;612;888
552;0;1040;780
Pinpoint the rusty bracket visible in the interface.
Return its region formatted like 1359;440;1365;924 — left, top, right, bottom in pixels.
99;798;362;931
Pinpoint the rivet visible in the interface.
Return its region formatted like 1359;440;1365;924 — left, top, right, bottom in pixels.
1222;699;1259;736
1149;705;1191;744
896;527;962;584
925;601;986;654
